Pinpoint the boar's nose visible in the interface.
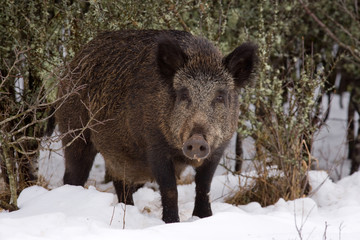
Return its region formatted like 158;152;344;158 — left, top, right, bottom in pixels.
182;134;210;160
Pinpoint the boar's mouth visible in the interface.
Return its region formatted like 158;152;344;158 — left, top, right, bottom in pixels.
182;134;210;160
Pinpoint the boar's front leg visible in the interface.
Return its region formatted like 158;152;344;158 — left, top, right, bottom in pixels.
192;151;222;218
147;142;179;223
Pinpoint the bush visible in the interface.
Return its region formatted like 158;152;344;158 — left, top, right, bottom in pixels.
227;1;330;206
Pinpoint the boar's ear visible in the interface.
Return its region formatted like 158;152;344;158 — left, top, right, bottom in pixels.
223;43;257;88
157;37;188;79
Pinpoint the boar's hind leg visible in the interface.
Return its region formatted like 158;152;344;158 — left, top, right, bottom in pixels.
192;152;222;218
113;180;143;205
63;130;97;186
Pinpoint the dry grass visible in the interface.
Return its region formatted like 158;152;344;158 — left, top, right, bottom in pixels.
177;173;195;185
226;137;314;207
226;170;311;207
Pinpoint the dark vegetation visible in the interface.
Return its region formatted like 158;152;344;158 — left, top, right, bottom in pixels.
1;0;359;211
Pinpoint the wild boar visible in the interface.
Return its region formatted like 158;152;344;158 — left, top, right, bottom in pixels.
56;30;257;223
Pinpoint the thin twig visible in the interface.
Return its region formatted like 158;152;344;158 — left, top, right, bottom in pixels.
298;0;360;63
165;0;190;32
323;221;328;240
109;205;116;226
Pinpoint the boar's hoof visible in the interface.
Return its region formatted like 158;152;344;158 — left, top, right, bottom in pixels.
182;134;210;160
163;214;180;223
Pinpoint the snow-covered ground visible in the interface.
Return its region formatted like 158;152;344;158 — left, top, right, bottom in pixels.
1;93;359;240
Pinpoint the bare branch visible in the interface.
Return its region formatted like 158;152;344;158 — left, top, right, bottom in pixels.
337;0;360;25
326;14;360;47
0;48;29;89
298;0;360;63
164;0;190;32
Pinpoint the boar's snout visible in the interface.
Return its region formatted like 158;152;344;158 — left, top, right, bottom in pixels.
182;134;210;160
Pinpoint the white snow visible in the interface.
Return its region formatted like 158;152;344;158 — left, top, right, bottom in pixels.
1;93;360;240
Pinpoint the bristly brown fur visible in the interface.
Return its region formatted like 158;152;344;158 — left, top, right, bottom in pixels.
56;29;257;223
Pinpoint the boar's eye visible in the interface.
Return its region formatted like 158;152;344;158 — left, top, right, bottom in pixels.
214;90;227;104
216;95;224;103
177;88;190;102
